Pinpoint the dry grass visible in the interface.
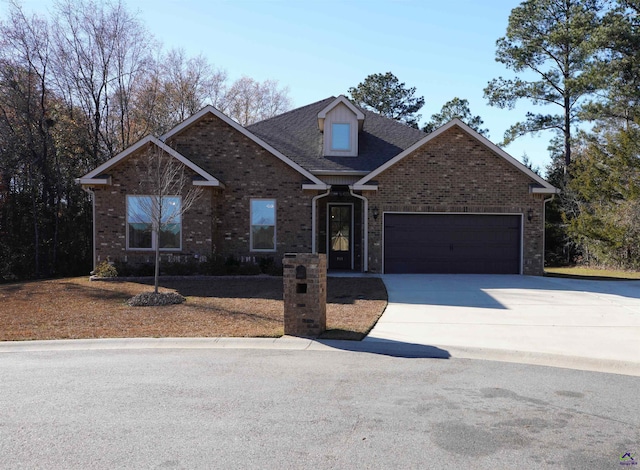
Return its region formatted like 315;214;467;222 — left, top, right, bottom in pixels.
545;266;640;280
0;276;387;341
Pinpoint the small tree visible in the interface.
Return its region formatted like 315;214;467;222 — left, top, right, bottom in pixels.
132;146;203;294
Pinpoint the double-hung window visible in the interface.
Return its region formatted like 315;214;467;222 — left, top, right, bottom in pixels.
250;199;276;251
127;195;182;250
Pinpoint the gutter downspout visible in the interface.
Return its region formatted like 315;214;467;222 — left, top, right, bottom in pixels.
79;184;97;273
349;188;368;272
311;188;331;254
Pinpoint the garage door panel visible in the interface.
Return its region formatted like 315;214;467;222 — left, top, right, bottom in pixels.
384;214;521;274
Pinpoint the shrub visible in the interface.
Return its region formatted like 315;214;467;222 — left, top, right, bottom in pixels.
114;262;154;277
238;263;261;275
201;255;227;275
163;259;200;275
258;256;282;276
112;254;283;277
94;261;118;278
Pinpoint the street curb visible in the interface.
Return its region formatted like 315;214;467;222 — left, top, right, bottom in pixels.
1;336;638;377
429;344;640;377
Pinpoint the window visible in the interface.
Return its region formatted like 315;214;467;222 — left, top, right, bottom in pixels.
331;123;351;151
127;195;181;250
251;199;276;251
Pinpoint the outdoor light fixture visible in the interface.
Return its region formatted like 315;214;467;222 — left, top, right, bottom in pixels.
527;209;534;221
372;206;379;220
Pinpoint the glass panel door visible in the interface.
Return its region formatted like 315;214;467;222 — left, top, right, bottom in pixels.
328;205;352;270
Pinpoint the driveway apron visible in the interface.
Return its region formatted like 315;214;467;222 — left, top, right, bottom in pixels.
365;274;640;366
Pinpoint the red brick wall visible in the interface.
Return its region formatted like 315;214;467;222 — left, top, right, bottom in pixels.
90;118;548;275
166;114;313;262
91;112;314;268
92;145;215;266
364;127;547;275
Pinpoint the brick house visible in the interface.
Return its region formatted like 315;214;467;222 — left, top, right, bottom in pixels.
78;95;558;275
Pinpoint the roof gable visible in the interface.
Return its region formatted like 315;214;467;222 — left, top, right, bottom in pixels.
78;136;223;187
317;95;364;131
355;119;559;194
160;105;326;187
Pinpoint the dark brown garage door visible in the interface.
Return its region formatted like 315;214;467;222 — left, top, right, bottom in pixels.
384;214;521;274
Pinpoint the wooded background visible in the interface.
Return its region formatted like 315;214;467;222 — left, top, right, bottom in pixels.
1;0;638;280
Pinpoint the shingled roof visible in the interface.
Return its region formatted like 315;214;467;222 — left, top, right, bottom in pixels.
247;97;427;173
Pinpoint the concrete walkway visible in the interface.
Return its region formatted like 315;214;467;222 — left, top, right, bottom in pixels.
365;274;640;375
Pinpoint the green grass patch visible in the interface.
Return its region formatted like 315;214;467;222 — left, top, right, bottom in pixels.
545;266;640;280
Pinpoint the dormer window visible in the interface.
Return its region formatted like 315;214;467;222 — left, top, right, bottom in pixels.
331;123;351;151
318;95;365;157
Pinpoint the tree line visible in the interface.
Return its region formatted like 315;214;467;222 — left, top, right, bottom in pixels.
0;0;291;280
349;1;640;271
490;0;640;269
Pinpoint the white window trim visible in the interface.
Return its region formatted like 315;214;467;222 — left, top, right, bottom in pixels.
126;195;183;252
250;198;277;252
331;122;352;152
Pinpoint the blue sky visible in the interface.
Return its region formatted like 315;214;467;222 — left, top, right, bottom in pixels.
6;0;556;173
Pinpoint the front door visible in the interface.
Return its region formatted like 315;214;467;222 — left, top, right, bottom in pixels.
328;204;352;270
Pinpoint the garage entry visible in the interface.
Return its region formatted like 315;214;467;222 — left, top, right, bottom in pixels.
384;213;521;274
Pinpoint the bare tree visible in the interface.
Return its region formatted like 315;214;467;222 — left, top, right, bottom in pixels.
52;0;152;162
131;147;203;293
109;8;155;150
0;0;296;281
163;49;215;122
257;79;292;121
131;49;227;136
224;76;291;126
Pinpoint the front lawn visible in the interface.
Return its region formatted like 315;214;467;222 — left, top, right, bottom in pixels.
0;276;387;341
545;266;640;280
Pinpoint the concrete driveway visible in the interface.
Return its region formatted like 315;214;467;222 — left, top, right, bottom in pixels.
365;274;640;373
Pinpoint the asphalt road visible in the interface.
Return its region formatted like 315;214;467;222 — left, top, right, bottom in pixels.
1;348;638;469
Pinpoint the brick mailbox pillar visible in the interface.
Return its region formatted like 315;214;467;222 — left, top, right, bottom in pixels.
282;253;327;337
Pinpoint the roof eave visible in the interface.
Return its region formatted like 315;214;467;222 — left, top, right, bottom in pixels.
302;183;330;190
531;187;561;194
193;180;225;188
77;177;111;186
350;184;378;191
78;135;224;187
311;170;370;176
79;136;155;180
